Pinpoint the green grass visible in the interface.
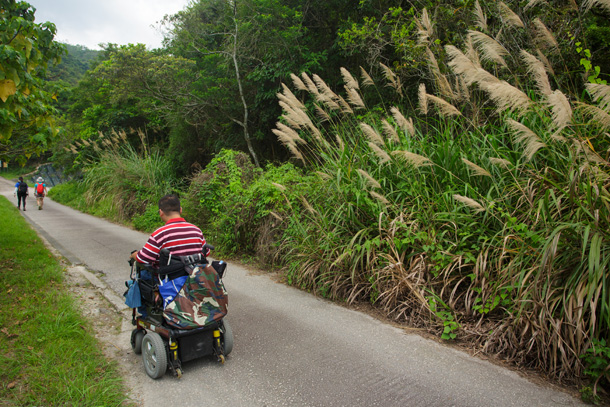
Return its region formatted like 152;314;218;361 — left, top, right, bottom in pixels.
0;195;132;406
0;166;37;183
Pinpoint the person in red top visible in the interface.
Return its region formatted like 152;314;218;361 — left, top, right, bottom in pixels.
130;194;209;267
130;194;209;316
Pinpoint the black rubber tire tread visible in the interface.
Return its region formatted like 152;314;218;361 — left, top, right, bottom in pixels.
132;329;144;355
142;332;168;379
221;319;233;356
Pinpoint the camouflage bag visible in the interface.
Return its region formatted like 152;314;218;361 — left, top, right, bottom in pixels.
163;263;228;329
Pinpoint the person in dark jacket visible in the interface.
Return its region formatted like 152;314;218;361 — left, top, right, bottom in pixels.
14;177;28;211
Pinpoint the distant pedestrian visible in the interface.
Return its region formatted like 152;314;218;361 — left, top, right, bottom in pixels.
14;176;28;211
34;177;48;210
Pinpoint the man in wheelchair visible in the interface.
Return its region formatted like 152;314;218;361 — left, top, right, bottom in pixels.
129;194;210;318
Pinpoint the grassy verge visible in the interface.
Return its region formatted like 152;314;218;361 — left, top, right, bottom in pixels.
0;195;132;406
0;166;37;183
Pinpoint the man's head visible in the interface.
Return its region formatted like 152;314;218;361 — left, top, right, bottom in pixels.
158;194;181;216
19;177;23;182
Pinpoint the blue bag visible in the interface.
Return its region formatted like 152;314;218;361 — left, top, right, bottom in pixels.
124;280;142;308
158;275;188;309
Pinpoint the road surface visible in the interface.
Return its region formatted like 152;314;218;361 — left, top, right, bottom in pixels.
1;177;583;406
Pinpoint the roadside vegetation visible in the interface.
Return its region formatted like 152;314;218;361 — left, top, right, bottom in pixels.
0;196;132;406
5;0;610;402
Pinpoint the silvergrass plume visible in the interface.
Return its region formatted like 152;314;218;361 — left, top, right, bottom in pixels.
550;128;567;143
269;211;283;221
536;49;555;75
498;2;525;28
337;95;354;114
279;100;304;128
300;72;319;94
360;122;384;146
479;79;532;115
583;0;610;13
272;182;286;191
315;171;332;180
300;196;318;215
533;19;558;51
357;168;382;189
576;102;610;131
525;0;547;11
380;62;398;89
489;157;512;168
390;107;414;136
274;122;306;144
340;67;359;90
290;73;308;92
507;118;546;161
426;93;462;117
468;30;509;68
345;86;365;109
465;35;481;67
391;150;431;167
313;74;339;101
368;142;391;164
521;50;552;97
473;0;487;31
453;194;485;212
360;66;375;87
369;190;389;205
315;104;330;122
316;92;341;111
586;83;610;111
335;134;345;151
381;119;400;143
418;83;428;114
462;158;491;177
272;128;295;146
547;90;573;130
311;74;341;111
425;47;454;99
416;8;433;45
280;83;305;110
285;142;304;162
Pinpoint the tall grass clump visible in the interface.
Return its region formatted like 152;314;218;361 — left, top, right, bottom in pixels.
61;129;179;225
271;1;610;388
184;149;315;263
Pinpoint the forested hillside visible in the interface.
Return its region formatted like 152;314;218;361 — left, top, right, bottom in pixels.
4;0;610;401
46;44;100;85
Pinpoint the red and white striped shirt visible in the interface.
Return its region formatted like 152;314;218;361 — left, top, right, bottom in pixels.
135;218;207;267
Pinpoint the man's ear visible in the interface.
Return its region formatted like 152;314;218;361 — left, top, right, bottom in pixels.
179;206;183;214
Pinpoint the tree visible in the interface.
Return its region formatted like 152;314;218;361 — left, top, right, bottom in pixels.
0;0;65;164
164;0;319;166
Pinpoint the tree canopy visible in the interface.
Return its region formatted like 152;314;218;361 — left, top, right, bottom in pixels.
0;0;65;164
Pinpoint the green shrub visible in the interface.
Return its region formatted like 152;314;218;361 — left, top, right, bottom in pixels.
132;204;163;232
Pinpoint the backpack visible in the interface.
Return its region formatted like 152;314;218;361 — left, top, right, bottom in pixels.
36;183;44;194
18;182;27;193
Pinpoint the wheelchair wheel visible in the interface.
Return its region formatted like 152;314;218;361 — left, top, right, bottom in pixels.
131;329;144;355
220;319;233;356
142;332;167;379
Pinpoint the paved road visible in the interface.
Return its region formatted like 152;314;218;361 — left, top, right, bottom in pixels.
2;177;584;406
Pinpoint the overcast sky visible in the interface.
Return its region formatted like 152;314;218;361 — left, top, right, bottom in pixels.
30;0;192;50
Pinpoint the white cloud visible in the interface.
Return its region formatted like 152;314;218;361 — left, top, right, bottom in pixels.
29;0;191;50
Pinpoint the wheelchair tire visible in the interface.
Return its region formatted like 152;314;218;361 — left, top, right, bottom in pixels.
142;332;167;379
131;329;145;355
220;319;233;356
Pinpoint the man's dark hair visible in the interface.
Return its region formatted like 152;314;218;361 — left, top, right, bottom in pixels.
19;176;23;181
158;194;180;214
